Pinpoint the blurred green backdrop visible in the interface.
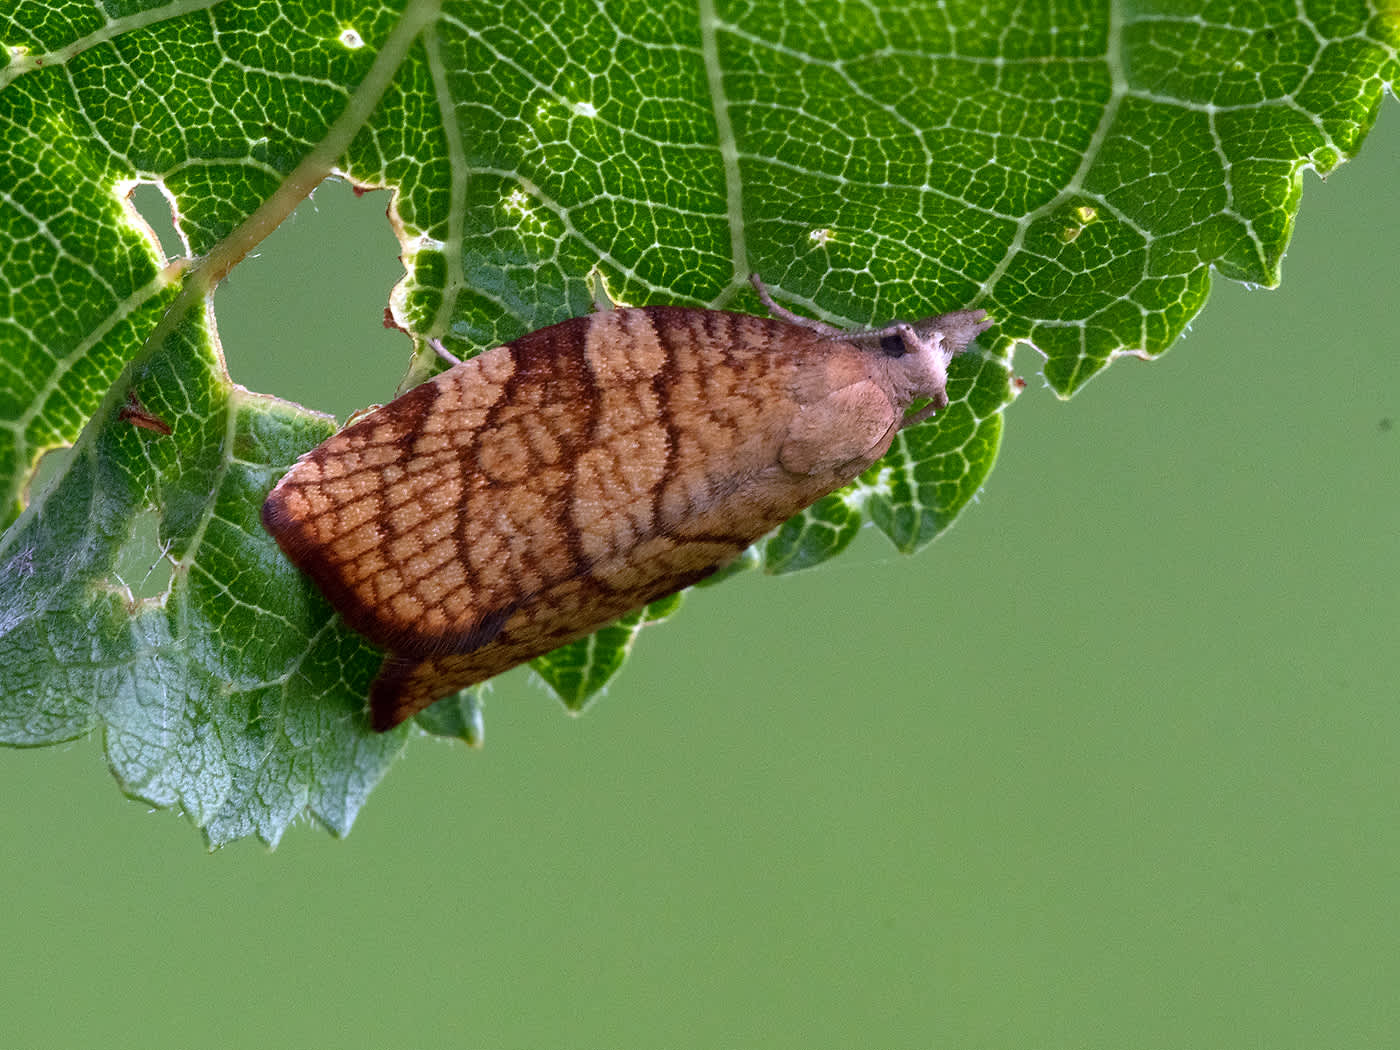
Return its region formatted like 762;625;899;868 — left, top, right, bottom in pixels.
2;111;1397;1048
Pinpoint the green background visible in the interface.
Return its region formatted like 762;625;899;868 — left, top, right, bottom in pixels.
2;109;1396;1047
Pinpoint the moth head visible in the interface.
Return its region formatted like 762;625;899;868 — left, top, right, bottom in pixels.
850;309;992;419
745;274;992;424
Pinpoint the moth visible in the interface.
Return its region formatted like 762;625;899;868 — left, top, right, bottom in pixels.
262;276;990;730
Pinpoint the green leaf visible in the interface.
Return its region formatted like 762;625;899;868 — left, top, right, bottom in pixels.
411;686;486;744
528;594;687;714
1;0;1395;844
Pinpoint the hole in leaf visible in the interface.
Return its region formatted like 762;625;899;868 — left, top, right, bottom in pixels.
29;448;174;604
216;178;408;420
27;444;72;507
1001;340;1048;398
126;182;185;261
112;506;174;604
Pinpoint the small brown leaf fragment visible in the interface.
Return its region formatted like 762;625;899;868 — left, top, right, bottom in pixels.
262;280;991;730
119;392;172;435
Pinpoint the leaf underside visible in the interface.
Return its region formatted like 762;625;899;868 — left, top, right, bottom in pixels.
0;0;1394;845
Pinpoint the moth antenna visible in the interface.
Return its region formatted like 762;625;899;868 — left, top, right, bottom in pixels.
748;273;848;338
428;338;462;367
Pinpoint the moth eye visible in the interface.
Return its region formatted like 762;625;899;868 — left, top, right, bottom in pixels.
879;333;907;357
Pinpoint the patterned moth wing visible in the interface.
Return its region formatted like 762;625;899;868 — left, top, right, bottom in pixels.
263;299;990;729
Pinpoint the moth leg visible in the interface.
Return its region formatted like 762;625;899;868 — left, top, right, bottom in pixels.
899;394;949;429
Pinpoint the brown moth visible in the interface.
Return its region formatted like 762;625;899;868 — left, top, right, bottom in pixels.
262;276;990;730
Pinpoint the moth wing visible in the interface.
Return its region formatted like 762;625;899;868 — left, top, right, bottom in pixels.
367;555;733;731
262;318;598;657
264;305;900;731
356;308;886;729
